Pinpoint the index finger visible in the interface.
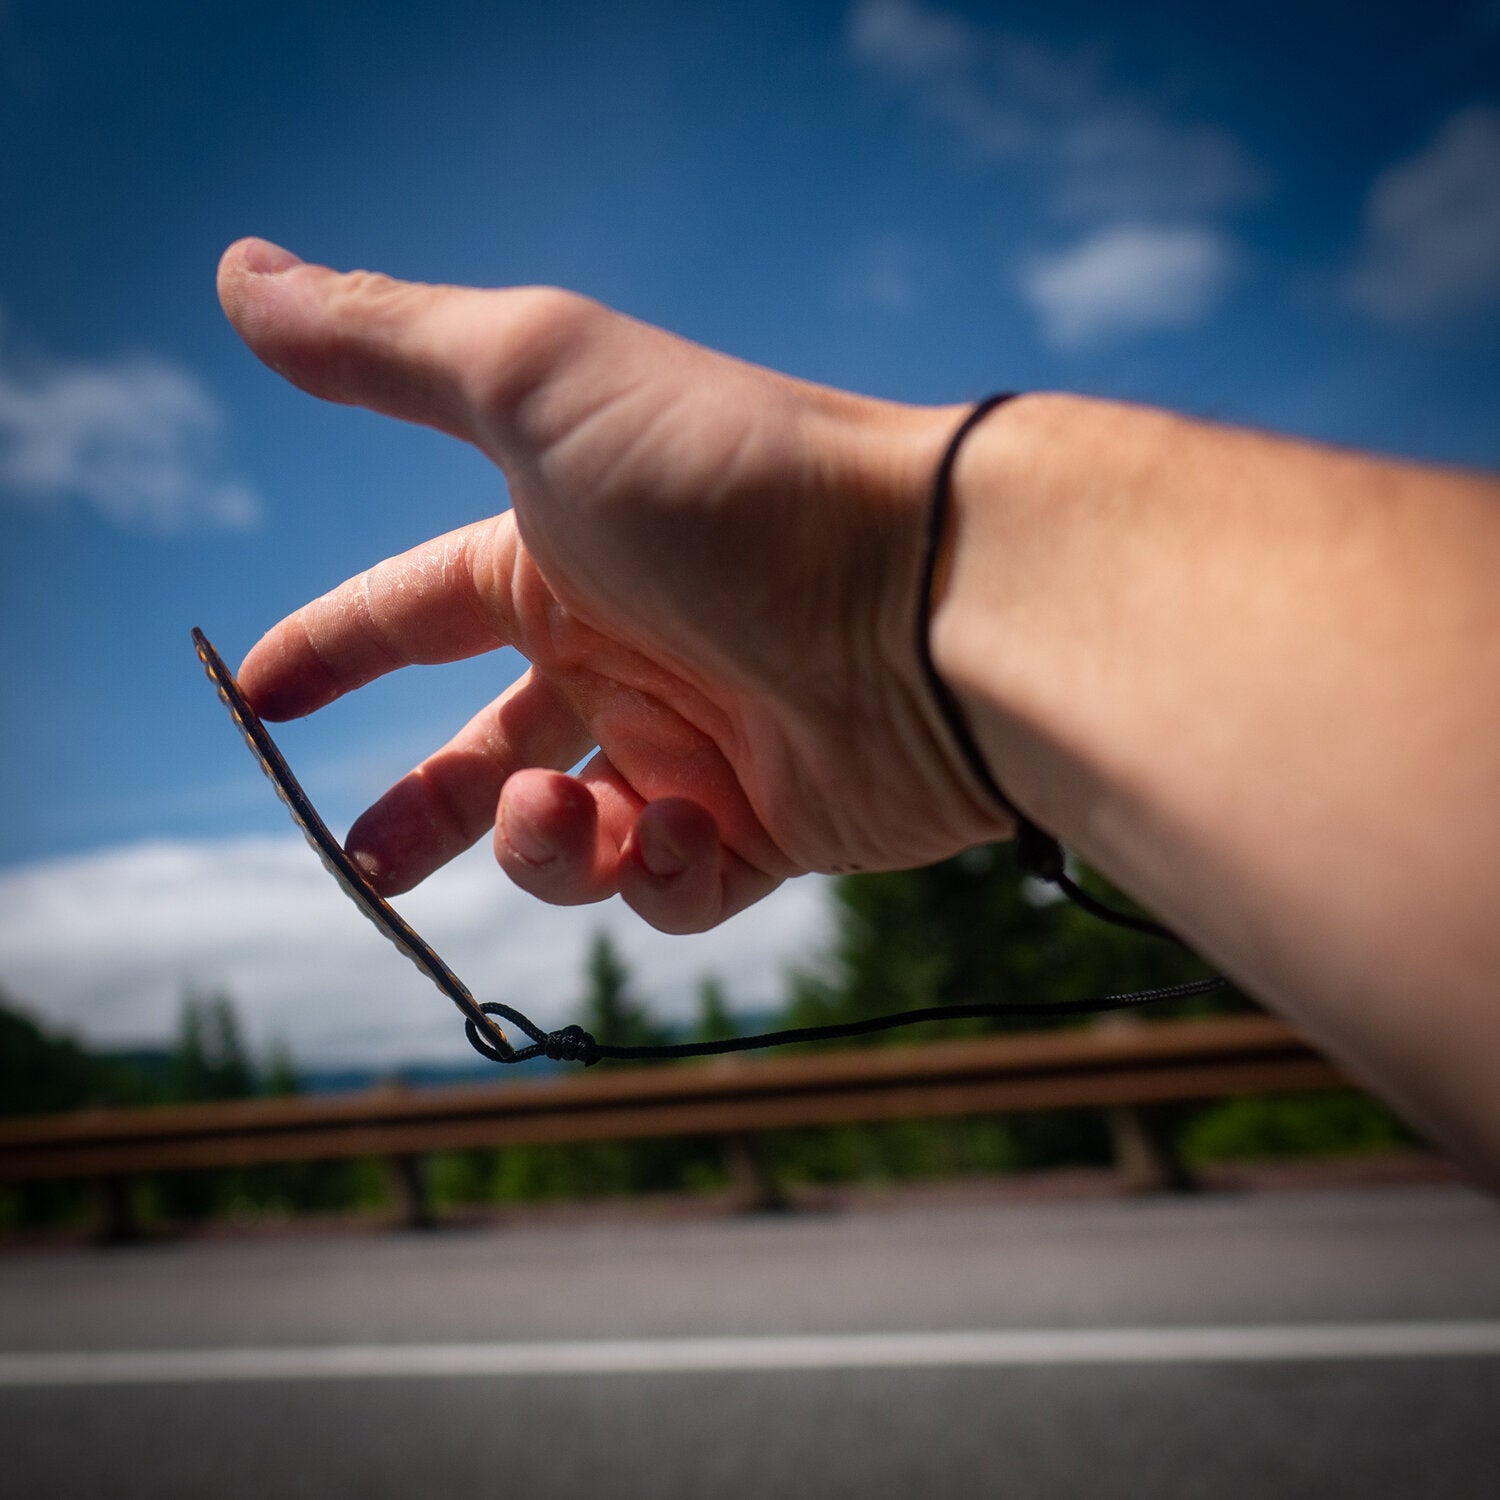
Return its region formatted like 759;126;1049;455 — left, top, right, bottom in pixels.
238;513;521;719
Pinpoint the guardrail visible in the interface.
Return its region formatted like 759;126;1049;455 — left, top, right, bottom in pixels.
0;1014;1348;1235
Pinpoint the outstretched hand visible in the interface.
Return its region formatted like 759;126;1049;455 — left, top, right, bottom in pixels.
218;238;1010;933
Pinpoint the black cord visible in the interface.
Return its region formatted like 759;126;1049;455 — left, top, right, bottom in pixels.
461;393;1224;1066
914;394;1027;823
913;395;1170;934
464;975;1228;1067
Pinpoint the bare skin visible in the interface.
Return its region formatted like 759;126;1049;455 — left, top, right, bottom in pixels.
218;238;1500;1180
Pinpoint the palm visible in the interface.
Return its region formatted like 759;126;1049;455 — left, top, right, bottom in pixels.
497;533;792;874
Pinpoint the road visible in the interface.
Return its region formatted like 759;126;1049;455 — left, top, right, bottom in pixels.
2;1182;1498;1497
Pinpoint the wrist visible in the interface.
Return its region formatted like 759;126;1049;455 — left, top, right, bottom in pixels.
861;399;1027;838
927;391;1085;833
781;392;1016;858
915;395;1027;819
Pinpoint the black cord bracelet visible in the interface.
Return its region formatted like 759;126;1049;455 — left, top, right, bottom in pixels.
195;394;1222;1069
915;395;1071;880
915;394;1180;938
915;393;1027;824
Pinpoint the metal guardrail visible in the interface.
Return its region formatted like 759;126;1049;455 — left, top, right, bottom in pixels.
0;1015;1343;1188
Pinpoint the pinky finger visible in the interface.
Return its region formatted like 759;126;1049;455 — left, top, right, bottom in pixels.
620;798;782;934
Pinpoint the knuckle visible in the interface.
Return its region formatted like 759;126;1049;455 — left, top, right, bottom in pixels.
468;286;607;427
329;267;410;316
317;269;423;397
504;284;601;340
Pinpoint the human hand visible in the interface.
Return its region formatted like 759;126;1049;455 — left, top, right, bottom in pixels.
218;238;1012;933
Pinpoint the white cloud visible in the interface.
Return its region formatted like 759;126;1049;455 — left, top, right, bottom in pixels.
1347;105;1500;325
1020;223;1239;348
0;837;833;1070
847;0;977;83
846;0;1269;222
0;336;261;531
1052;111;1266;222
835;235;924;312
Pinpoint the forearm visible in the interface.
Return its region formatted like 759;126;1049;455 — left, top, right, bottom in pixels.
932;393;1500;1176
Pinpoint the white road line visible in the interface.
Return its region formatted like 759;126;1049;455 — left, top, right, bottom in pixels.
3;1323;1500;1387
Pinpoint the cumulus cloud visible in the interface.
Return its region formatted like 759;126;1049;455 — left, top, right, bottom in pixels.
0;335;261;531
835;235;924;312
1051;112;1266;223
1020;223;1238;347
0;837;832;1069
846;0;1269;222
847;0;977;83
1347;105;1500;325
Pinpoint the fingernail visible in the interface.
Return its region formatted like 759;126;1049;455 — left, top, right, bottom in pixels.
241;238;303;275
638;823;687;880
503;804;554;866
349;847;385;886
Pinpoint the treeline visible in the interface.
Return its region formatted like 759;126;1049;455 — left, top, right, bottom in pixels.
1;986;294;1117
0;987;348;1230
1;849;1411;1232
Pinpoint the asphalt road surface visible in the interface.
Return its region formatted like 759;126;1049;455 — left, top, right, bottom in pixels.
2;1182;1499;1498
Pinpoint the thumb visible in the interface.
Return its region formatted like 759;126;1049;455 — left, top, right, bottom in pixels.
216;237;526;445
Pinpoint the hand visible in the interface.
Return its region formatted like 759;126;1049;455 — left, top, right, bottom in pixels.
218;238;1012;933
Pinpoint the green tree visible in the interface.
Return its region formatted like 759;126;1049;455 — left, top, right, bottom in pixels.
0;991;97;1118
263;1040;301;1097
496;933;715;1199
0;991;158;1230
0;990;154;1116
786;843;1235;1042
169;987;255;1102
579;932;666;1052
769;845;1242;1179
693;976;737;1045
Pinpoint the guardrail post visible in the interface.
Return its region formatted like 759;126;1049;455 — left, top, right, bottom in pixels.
721;1131;788;1213
95;1175;140;1243
1094;1011;1198;1193
386;1154;436;1230
1106;1105;1198;1194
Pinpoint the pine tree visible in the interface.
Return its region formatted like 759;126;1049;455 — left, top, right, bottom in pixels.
693;976;737;1045
783;842;1233;1043
169;988;255;1101
0;990;96;1116
579;933;666;1052
263;1040;301;1097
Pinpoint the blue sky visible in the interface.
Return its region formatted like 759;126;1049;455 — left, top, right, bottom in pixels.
1;0;1497;1063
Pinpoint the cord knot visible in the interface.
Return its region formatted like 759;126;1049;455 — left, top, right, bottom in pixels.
543;1024;600;1065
